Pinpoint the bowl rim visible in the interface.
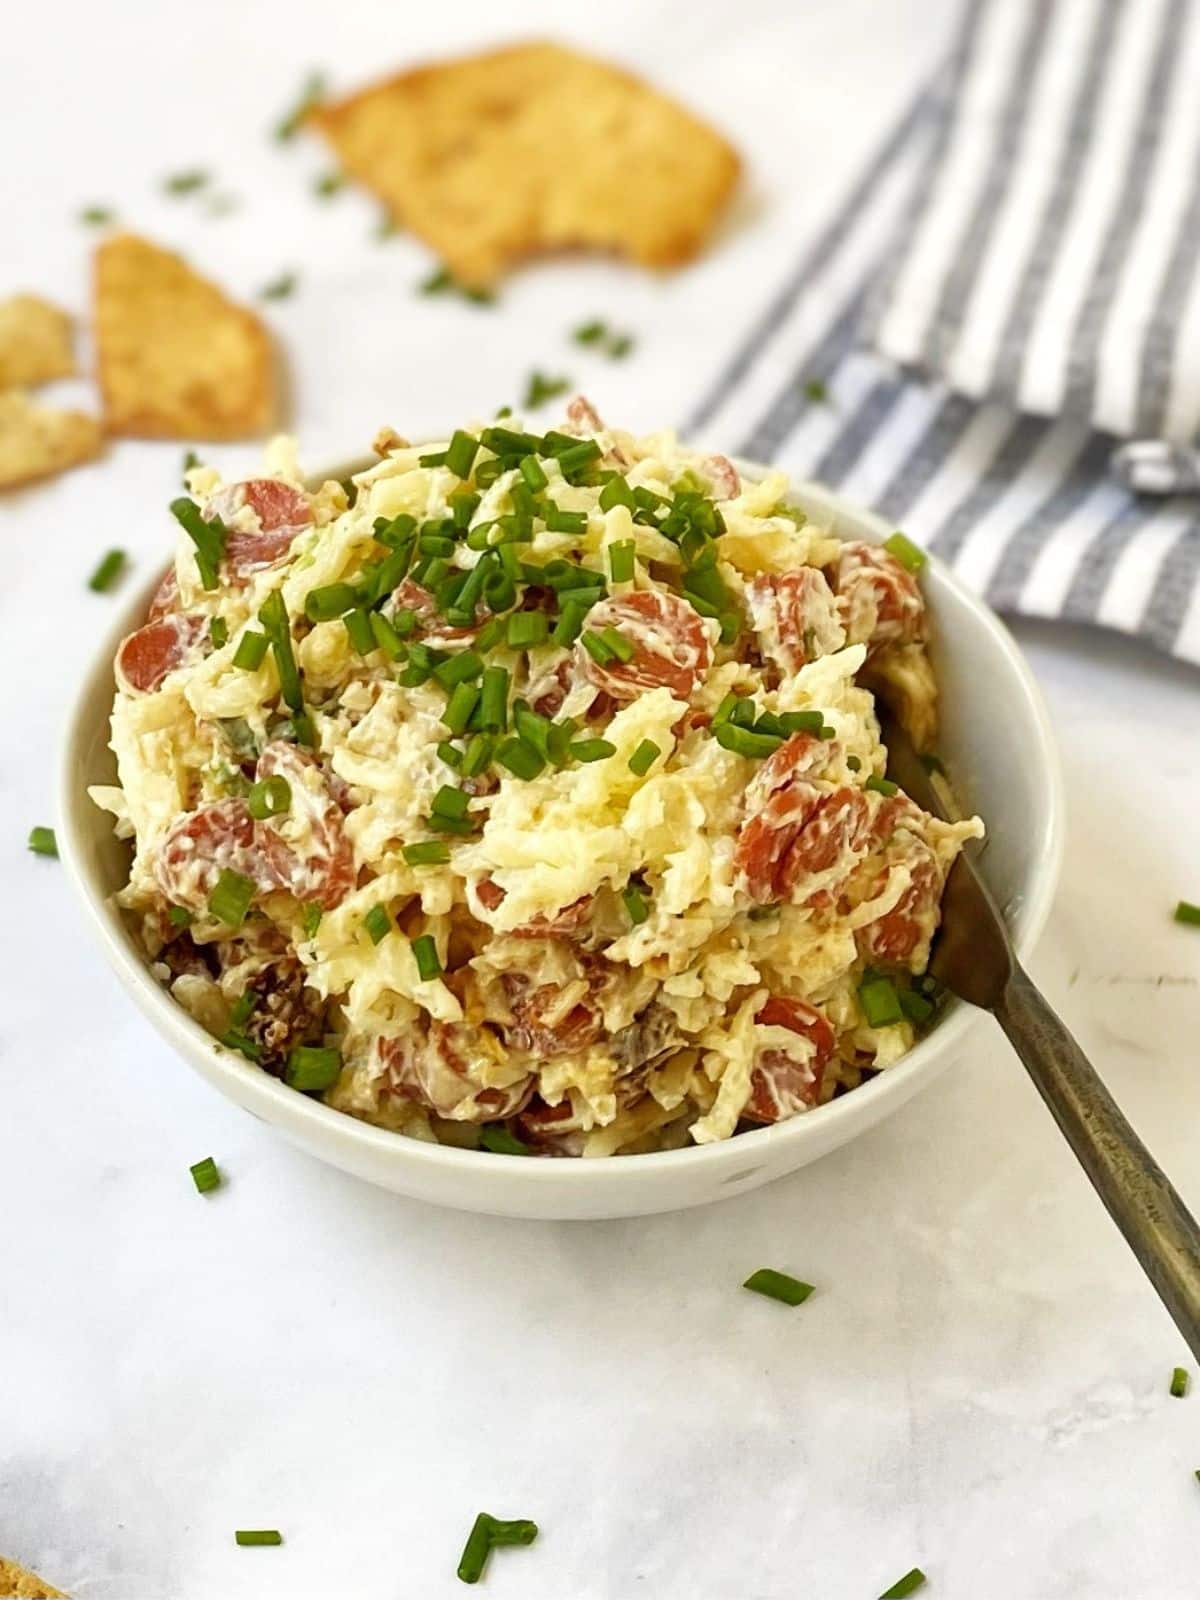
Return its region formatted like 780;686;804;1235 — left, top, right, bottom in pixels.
56;458;1065;1193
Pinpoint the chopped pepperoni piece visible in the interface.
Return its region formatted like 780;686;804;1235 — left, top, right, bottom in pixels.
155;798;274;911
704;453;739;499
566;395;604;433
835;541;925;654
390;577;481;649
528;658;571;718
254;741;355;911
116;612;206;694
513;1096;587;1155
207;479;313;577
734;734;861;904
743;996;836;1123
745;568;846;675
146;566;179;621
576;590;711;703
504;976;603;1058
511;895;594;941
377;1025;533;1121
857;850;942;967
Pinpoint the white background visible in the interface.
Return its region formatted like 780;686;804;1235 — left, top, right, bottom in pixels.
4;2;1200;1597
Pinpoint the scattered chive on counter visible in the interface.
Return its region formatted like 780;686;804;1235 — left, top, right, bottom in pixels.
1175;901;1200;927
801;377;828;404
456;1513;538;1585
274;69;325;141
418;265;495;304
28;826;58;858
1171;1366;1190;1398
879;1568;927;1598
88;548;127;593
80;204;114;225
189;1157;221;1195
235;1530;283;1547
743;1268;815;1307
313;170;344;198
163;169;209;196
522;371;571;409
259;271;298;301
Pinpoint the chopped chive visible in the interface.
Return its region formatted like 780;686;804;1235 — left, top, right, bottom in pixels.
442;683;481;736
919;751;948;778
513;703;553;761
495;737;545;781
479;666;510;732
189;1156;221;1194
433;651;483;691
884;531;926;574
231;630;268;671
743;1268;814;1306
343;608;375;655
551;599;589;647
444;430;480;479
801;377;828;405
712;694;739;728
88;547;127;593
313;170;343;198
778;710;827;735
229;991;256;1028
579;629;614;666
599;626;634;663
728;698;756;728
208;868;255;928
222;1029;262;1062
419;265;454;296
304;581;357;622
27;825;58;858
622;883;650;925
437;741;464;770
714;724;783;759
79;204;115;225
235;1529;283;1547
168;905;193;929
259;270;297;301
412;933;442;981
369;611;406;660
607;540;635;582
1171;1366;1190;1398
164;168;208;196
247;775;291;821
517;455;547;492
257;592;306;728
523;371;571;409
865;775;899;797
598;475;635;513
274;68;325;140
573;319;607;345
480;1125;530;1156
450;491;481;529
363;904;391;945
879;1570;927;1599
607;332;634;359
431;785;469;821
847;755;862;772
428;814;476;836
859;976;903;1028
301;903;322;939
404;841;451;867
285;1045;342;1092
457;1513;538;1584
170;496;227;590
557;439;601;479
899;989;935;1025
209;616;229;649
1174;901;1200;927
569;738;615;763
419;450;448;469
506;612;549;649
462;733;494;778
544;504;588;534
628;739;660;777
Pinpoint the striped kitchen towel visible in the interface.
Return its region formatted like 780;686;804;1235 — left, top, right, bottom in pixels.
685;24;1200;669
872;0;1200;443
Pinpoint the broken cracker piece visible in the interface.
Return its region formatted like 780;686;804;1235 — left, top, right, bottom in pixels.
0;295;76;388
94;233;276;439
0;1554;67;1598
311;42;740;286
0;391;101;489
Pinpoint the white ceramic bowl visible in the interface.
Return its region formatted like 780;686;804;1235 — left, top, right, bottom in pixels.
58;463;1064;1220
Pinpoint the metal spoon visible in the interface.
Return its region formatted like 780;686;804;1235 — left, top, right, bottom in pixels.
881;711;1200;1359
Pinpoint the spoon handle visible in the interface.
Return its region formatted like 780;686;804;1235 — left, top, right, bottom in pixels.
996;963;1200;1360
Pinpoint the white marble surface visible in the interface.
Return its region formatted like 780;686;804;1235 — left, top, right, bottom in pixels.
4;2;1200;1596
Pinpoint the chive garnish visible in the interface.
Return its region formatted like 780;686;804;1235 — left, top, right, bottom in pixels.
247;775;291;821
456;1513;538;1585
462;733;494;777
544;504;587;534
404;841;451;866
285;1045;341;1092
478;664;510;733
608;333;634;359
622;883;650;925
434;651;483;691
304;582;357;623
568;738;614;763
496;737;545;781
580;630;614;666
1175;901;1200;927
551;600;589;647
743;1268;814;1306
1171;1366;1190;1398
27;826;58;858
80;205;114;226
168;905;193;929
846;755;862;772
369;611;406;660
480;1125;530;1156
608;540;635;582
865;775;899;797
274;68;325;140
600;626;634;663
363;904;391;945
899;989;935;1025
444;430;480;479
170;496;227;590
208;869;255;927
506;612;549;649
259;271;297;301
88;548;127;593
879;1570;927;1598
412;934;441;981
628;740;660;777
599;475;635;513
164;169;208;196
343;609;374;656
859;976;903;1028
522;371;571;409
431;785;469;822
714;724;783;760
801;377;828;405
209;617;228;649
519;454;548;492
190;1156;221;1194
235;1530;283;1547
257;590;305;720
573;320;606;345
313;170;343;198
301;903;322;939
884;531;926;573
443;683;481;737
